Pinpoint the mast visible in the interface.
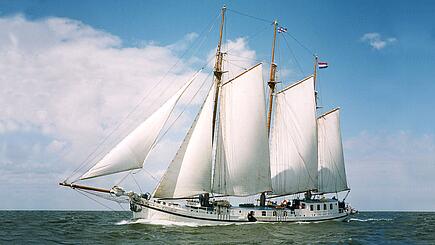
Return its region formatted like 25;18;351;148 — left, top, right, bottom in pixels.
266;20;278;135
211;5;226;140
260;20;278;207
313;55;318;87
313;55;319;108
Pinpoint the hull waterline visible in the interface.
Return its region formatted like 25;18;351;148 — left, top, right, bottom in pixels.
130;198;351;225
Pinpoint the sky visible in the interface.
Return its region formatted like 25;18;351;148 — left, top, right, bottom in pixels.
0;0;434;211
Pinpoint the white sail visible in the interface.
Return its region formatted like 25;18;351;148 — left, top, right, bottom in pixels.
270;75;318;195
317;108;349;193
153;85;215;198
80;73;199;180
212;63;272;196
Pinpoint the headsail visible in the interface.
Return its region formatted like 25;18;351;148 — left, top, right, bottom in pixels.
270;75;318;195
317;108;349;193
80;72;200;180
213;63;272;196
153;85;215;198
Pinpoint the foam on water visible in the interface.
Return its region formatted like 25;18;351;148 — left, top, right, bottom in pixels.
115;218;270;227
347;218;393;222
115;218;231;227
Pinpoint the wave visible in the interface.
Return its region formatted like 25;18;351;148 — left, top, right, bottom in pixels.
115;218;234;227
347;218;393;222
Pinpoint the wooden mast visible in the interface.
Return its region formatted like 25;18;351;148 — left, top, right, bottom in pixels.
211;5;226;140
313;55;318;87
266;20;278;135
313;55;319;108
261;20;278;207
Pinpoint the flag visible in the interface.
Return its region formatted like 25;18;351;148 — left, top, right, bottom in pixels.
277;26;287;33
318;62;328;69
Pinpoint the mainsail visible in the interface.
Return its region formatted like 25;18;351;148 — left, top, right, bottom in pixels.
317;108;349;193
270;75;318;195
213;63;272;196
80;73;200;180
153;85;215;198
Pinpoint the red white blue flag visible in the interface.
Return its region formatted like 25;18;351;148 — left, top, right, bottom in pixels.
318;62;328;69
277;26;287;33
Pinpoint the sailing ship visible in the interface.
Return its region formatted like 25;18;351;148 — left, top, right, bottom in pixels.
60;6;356;224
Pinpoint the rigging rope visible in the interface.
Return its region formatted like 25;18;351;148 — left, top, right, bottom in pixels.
130;171;144;193
75;189;119;211
283;31;315;57
75;189;130;219
227;8;274;24
281;33;305;76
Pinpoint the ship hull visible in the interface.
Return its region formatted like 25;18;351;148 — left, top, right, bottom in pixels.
130;198;350;225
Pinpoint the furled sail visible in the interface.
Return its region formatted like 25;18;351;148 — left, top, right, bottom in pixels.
317;108;349;193
153;85;215;198
212;63;272;196
80;73;199;180
270;75;318;195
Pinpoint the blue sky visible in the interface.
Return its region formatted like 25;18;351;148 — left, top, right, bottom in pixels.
0;0;434;210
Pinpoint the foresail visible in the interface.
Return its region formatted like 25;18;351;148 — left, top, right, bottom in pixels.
270;75;318;195
80;73;199;180
317;108;348;193
153;85;215;198
212;63;272;196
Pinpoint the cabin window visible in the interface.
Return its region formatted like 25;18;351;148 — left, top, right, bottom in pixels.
301;203;306;209
310;205;314;211
330;204;333;210
323;204;327;210
273;211;277;216
163;202;166;205
262;211;266;216
239;210;242;213
317;204;320;210
283;211;287;216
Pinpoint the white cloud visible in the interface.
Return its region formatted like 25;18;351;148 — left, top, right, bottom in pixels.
0;15;258;209
0;15;201;167
344;131;435;211
360;32;397;50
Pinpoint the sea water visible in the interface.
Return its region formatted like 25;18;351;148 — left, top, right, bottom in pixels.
0;211;433;244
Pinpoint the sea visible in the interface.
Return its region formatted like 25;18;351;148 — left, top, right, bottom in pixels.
0;211;433;244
